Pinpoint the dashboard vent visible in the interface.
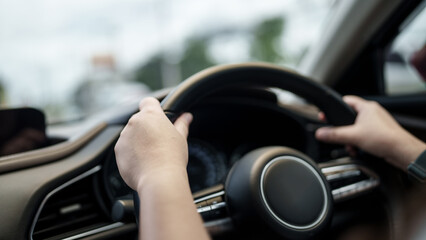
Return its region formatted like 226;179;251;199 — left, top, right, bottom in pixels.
32;171;110;240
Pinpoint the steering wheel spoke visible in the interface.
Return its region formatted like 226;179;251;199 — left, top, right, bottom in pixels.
319;157;380;202
193;184;233;235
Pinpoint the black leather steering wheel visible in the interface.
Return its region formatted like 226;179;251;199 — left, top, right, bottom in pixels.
116;63;389;239
132;62;369;239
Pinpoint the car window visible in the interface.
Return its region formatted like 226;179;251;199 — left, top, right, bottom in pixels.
0;0;334;123
384;2;426;96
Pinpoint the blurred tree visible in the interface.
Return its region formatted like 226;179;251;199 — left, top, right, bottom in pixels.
133;37;215;90
250;17;285;63
132;17;289;90
180;38;215;80
132;55;164;90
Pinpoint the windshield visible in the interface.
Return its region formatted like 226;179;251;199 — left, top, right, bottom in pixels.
0;0;334;123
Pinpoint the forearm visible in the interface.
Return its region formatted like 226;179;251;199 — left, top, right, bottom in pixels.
137;167;210;240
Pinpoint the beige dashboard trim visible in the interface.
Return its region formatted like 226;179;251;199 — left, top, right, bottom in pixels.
0;122;107;173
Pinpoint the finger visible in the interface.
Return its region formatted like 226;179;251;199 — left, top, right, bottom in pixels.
315;126;359;145
139;97;161;111
342;95;368;112
174;113;193;138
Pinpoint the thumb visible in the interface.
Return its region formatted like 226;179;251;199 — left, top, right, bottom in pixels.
174;113;193;138
315;126;358;145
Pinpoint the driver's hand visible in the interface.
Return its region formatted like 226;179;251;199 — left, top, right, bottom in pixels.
315;95;426;170
114;97;193;191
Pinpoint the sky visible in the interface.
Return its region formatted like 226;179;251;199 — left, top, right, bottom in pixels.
0;0;333;121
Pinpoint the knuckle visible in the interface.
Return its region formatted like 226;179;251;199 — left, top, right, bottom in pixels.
328;130;338;140
368;101;380;109
142;105;157;114
144;97;158;103
127;117;136;125
114;141;122;153
128;113;142;125
139;97;159;108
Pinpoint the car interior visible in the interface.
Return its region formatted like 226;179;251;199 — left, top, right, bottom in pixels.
0;0;425;239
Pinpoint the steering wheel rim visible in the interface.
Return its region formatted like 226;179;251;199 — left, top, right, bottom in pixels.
161;62;356;126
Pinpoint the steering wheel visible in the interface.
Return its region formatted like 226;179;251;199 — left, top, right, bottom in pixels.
132;63;385;239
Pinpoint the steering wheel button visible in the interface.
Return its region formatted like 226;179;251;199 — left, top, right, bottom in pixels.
261;156;328;228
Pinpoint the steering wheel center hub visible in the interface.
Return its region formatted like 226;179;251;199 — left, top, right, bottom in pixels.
260;156;328;229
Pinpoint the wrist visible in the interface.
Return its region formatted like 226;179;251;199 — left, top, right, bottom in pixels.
387;134;426;171
136;165;189;193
